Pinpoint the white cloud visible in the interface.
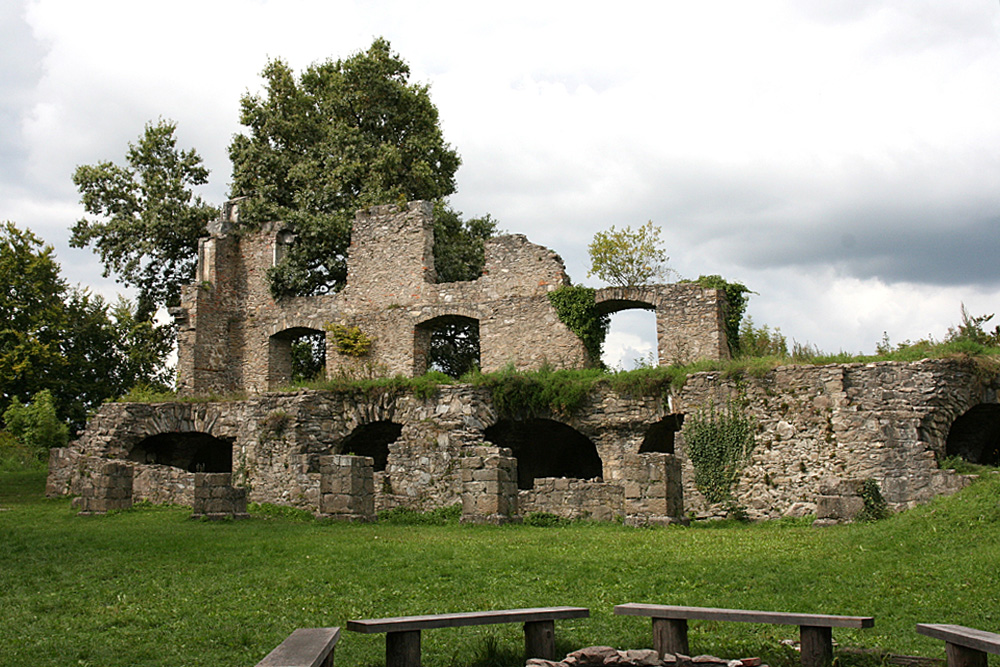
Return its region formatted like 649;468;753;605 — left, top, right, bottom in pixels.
3;0;999;362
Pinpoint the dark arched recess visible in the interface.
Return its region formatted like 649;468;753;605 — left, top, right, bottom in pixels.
484;418;603;490
339;421;403;472
945;404;1000;465
127;432;234;472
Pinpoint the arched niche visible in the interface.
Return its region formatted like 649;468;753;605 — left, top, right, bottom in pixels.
945;404;1000;465
339;421;403;472
127;432;234;472
484;418;603;489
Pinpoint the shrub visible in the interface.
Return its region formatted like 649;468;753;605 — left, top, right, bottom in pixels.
855;479;889;523
3;390;68;452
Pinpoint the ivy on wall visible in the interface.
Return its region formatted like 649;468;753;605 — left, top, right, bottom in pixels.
681;398;756;504
547;285;610;366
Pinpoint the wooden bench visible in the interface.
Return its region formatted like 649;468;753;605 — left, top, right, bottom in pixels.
917;623;1000;667
347;606;590;667
614;604;874;667
255;627;340;667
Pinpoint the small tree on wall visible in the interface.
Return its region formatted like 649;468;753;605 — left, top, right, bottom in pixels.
587;221;672;287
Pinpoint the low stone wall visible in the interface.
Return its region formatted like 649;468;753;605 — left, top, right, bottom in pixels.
47;358;997;523
519;478;624;521
191;472;248;520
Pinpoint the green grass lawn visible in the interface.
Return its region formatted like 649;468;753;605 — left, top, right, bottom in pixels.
2;471;1000;667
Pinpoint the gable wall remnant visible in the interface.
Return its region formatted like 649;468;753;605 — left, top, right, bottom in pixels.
171;200;729;394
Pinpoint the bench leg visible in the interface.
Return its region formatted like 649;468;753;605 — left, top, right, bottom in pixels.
945;642;988;667
800;625;832;667
321;646;335;667
524;620;556;660
386;630;421;667
652;618;689;658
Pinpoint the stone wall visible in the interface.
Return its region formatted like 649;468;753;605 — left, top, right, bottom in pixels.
673;359;993;519
519;477;624;521
47;358;998;523
172;200;728;394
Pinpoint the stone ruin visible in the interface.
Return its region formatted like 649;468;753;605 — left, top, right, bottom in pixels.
46;200;1000;523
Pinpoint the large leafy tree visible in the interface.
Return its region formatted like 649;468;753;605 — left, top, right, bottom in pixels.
0;222;171;432
229;38;471;297
71;119;217;319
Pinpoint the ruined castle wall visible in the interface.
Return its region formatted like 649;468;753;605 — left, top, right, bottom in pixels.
673;359;991;519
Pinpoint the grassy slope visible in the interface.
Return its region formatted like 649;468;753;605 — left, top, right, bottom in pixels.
2;471;1000;667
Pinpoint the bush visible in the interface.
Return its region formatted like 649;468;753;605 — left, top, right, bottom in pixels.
378;504;462;525
3;390;68;452
855;479;889;523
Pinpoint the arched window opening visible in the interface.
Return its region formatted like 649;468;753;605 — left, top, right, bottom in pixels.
269;327;326;389
945;404;1000;465
127;432;234;472
484;418;603;490
414;315;480;378
339;421;402;472
597;302;658;370
640;414;684;454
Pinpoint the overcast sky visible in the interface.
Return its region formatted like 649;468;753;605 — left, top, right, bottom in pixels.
3;0;1000;368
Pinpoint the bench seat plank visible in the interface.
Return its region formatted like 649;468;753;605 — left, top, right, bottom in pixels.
917;625;1000;656
615;604;874;629
256;627;340;667
347;606;589;633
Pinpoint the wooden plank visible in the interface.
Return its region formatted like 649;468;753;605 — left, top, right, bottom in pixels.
614;604;874;629
256;627;340;667
347;607;589;634
917;625;1000;656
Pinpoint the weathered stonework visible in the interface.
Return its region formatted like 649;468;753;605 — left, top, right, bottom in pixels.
47;199;1000;523
48;358;999;522
319;455;375;522
191;472;248;520
171;200;729;394
461;445;518;524
74;459;133;515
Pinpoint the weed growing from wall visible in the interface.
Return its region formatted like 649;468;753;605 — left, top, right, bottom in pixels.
682;399;756;504
547;285;610;366
326;323;373;357
855;479;889;523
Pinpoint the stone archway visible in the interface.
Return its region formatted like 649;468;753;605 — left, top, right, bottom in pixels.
945;404;1000;465
484;418;603;489
269;326;327;389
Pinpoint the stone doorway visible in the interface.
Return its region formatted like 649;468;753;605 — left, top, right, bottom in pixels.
945;403;1000;465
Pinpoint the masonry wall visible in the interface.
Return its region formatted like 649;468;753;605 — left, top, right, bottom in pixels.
172;200;727;394
48;359;997;522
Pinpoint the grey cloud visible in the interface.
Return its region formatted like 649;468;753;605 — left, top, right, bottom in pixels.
0;0;46;184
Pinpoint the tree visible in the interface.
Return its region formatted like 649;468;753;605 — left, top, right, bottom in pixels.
0;222;69;416
71;119;217;319
0;222;172;431
587;221;672;287
228;38;469;297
